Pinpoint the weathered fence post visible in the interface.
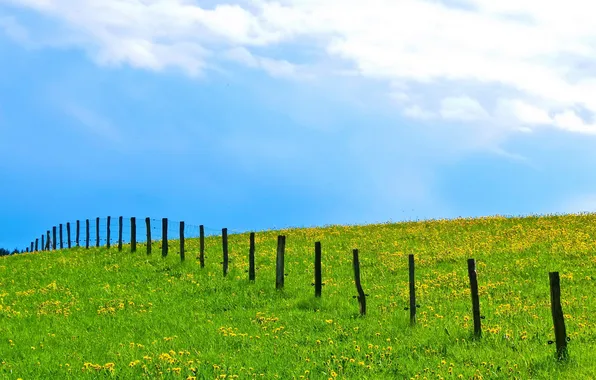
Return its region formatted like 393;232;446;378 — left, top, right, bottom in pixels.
118;216;123;252
46;230;50;250
85;220;90;249
353;249;366;316
180;221;185;261
146;217;151;255
276;235;286;289
549;272;568;360
35;238;39;252
30;242;33;252
199;225;205;267
41;234;45;251
162;218;168;257
222;228;229;277
52;226;57;250
409;254;417;325
468;258;482;338
95;217;100;247
76;220;80;247
67;222;71;249
59;224;63;249
314;241;322;297
131;217;137;253
106;216;111;249
249;232;255;281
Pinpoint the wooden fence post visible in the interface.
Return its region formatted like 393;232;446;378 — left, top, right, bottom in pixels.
46;230;50;250
353;249;366;316
314;241;322;297
249;232;255;281
95;217;100;247
180;221;185;261
146;218;151;255
276;235;286;289
222;228;229;277
468;258;482;338
30;242;33;252
35;238;39;252
199;225;205;267
131;217;137;253
85;220;90;249
76;220;80;247
549;272;568;360
409;254;417;325
162;218;168;257
52;227;57;250
106;217;111;249
41;234;45;251
59;224;63;249
67;223;71;249
118;216;123;252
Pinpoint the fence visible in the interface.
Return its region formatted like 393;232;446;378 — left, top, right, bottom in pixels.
16;217;574;361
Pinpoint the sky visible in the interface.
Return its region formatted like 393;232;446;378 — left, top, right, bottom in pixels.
1;0;596;250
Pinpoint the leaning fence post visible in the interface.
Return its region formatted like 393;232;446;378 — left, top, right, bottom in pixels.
131;217;137;253
549;272;568;360
276;235;286;289
353;249;366;316
59;224;63;249
146;218;151;255
199;225;205;267
180;221;185;261
468;258;482;338
85;220;90;249
222;228;229;277
76;220;80;247
249;232;255;281
314;242;322;297
106;216;111;249
162;218;168;257
52;226;57;250
409;254;417;325
67;223;71;249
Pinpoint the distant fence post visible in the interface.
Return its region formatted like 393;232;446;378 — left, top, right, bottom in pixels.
222;228;229;277
52;227;57;250
180;221;185;261
85;220;90;249
35;238;39;252
41;234;45;251
146;218;151;255
118;216;123;252
162;218;168;257
467;258;482;338
95;217;100;247
30;242;33;252
549;272;568;360
67;223;71;249
106;216;111;249
46;230;50;250
59;224;63;249
76;220;80;247
131;217;137;253
249;232;255;281
199;225;205;267
314;241;322;297
275;235;286;289
353;249;366;316
409;254;417;325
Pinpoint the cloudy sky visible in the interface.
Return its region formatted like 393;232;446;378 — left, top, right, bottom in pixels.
2;0;596;250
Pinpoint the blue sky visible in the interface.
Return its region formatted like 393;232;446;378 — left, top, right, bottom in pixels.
2;0;596;250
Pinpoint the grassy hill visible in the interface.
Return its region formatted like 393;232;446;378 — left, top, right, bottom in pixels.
1;214;595;379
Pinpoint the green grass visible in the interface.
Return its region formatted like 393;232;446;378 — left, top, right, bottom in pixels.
1;214;595;379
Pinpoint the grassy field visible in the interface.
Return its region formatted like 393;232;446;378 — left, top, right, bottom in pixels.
1;214;595;379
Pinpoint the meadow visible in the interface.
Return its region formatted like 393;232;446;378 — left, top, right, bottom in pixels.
0;214;595;379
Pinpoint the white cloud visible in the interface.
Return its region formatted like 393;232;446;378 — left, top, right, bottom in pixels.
4;0;596;139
